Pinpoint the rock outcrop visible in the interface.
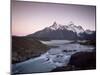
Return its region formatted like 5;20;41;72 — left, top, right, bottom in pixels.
52;52;96;72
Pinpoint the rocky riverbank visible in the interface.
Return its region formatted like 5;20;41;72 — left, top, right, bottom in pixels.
52;51;96;72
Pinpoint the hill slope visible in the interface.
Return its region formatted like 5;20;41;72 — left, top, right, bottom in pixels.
12;36;49;64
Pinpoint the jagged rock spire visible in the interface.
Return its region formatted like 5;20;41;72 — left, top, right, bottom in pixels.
52;21;57;26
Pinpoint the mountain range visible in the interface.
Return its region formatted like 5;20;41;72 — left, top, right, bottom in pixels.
27;22;96;40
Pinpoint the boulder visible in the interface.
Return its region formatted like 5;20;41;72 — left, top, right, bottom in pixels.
51;52;96;72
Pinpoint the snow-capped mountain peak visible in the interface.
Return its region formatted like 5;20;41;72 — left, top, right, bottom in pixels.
28;21;95;40
67;22;84;35
43;21;87;37
48;21;85;35
49;22;61;30
51;21;57;27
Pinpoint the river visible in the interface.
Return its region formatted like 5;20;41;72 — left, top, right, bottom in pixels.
12;40;95;74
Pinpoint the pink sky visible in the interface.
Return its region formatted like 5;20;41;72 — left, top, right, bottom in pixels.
12;0;96;36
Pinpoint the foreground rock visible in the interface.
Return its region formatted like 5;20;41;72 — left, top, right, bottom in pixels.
12;36;49;64
52;52;96;72
68;52;96;70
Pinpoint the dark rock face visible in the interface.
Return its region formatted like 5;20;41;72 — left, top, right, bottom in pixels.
78;31;96;40
12;36;49;64
27;28;96;40
68;52;96;70
51;52;96;72
28;29;77;40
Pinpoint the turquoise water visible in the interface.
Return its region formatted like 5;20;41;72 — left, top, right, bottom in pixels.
12;40;95;74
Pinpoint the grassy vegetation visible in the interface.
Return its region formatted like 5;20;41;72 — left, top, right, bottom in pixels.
12;36;49;64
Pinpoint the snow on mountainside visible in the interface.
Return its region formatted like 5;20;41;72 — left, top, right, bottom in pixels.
67;22;84;35
46;21;84;35
27;21;95;40
49;22;61;30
